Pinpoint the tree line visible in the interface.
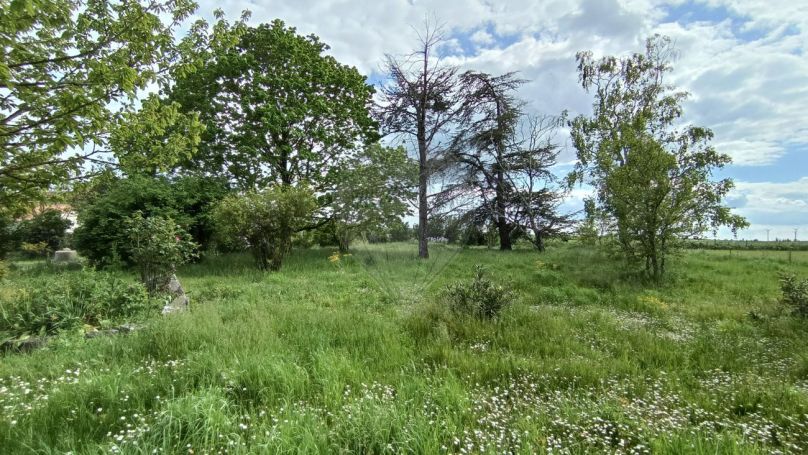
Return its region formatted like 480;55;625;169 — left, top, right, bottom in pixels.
0;1;746;280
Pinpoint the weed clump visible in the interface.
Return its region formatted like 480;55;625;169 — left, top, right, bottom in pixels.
444;265;514;319
0;269;157;340
780;273;808;317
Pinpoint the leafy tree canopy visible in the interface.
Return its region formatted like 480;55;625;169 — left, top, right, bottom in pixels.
169;16;378;189
570;35;747;280
0;0;199;215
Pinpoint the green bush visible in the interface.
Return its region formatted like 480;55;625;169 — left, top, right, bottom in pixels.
0;269;156;339
125;212;197;294
16;209;72;254
212;186;316;271
73;175;230;265
0;215;16;258
443;265;514;319
780;274;808;317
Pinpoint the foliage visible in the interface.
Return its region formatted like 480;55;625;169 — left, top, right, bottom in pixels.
20;241;50;259
324;144;417;251
0;260;7;280
124;212;197;294
212;186;316;271
0;215;15;258
780;274;808;317
569;35;747;280
0;0;198;215
16;208;72;252
169;17;377;189
110;95;205;176
443;265;514;319
73;175;230;265
0;269;154;340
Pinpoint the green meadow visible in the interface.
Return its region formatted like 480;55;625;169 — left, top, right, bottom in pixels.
1;243;808;454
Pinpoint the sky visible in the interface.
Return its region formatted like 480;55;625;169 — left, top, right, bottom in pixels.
189;0;807;240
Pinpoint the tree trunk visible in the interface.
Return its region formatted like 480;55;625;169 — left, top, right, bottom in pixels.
418;166;429;259
495;166;511;250
417;94;429;259
497;216;512;250
533;229;545;252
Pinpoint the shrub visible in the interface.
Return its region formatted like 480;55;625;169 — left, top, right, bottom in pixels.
443;265;514;319
0;215;16;258
780;274;808;318
20;241;51;259
0;260;7;280
73;175;230;265
16;209;72;253
212;186;316;271
0;269;156;339
124;212;197;294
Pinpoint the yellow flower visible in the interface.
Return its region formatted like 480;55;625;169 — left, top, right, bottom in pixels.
328;252;341;263
639;294;669;310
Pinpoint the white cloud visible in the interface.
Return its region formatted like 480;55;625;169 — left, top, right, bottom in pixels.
470;29;494;45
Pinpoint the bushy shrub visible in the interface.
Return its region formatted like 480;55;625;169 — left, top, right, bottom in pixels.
20;241;50;258
124;212;197;294
781;274;808;318
16;209;72;254
212;186;316;271
0;215;16;259
0;269;156;339
444;265;514;319
73;175;229;265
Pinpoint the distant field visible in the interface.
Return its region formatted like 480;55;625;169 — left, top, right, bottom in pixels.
691;248;808;264
1;243;808;454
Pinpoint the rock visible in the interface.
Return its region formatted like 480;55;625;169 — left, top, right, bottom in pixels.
1;336;50;353
162;274;189;315
84;329;119;339
167;275;184;295
53;248;79;263
116;323;143;333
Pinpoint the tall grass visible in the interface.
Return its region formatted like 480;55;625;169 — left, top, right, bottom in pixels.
0;242;807;453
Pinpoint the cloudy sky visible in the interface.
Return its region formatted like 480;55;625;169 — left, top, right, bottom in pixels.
190;0;807;240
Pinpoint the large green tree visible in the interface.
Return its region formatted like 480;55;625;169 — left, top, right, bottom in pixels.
0;0;199;215
570;35;747;280
169;17;378;189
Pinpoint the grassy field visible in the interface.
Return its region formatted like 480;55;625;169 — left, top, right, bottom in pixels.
1;242;808;454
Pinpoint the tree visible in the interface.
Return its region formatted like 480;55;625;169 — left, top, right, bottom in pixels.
0;0;198;215
507;115;575;251
325;143;416;252
211;186;316;271
17;208;72;252
570;35;747;280
377;22;466;259
169;17;377;190
443;72;572;251
448;72;524;250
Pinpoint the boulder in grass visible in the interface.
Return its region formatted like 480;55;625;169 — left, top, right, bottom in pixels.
53;248;79;263
162;274;189;315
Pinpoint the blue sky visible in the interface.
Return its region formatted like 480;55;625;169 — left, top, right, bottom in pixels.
193;0;808;240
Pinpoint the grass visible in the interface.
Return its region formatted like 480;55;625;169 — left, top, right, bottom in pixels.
1;241;808;454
